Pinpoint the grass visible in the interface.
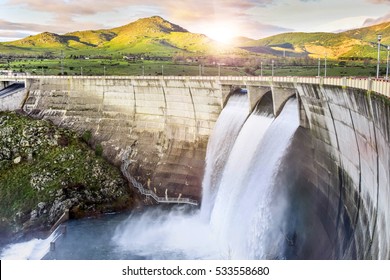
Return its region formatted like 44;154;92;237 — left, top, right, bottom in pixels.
258;65;381;77
0;58;249;76
0;112;131;235
1;57;388;77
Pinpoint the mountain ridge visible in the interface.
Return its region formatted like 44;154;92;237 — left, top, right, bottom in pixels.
0;16;389;59
0;16;240;56
239;21;390;59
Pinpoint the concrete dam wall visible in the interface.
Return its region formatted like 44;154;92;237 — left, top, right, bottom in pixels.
21;77;224;201
0;75;389;259
289;84;390;259
0;82;27;111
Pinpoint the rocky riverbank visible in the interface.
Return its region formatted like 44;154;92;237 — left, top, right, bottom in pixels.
0;111;141;246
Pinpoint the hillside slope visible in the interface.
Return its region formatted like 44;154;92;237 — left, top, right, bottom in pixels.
240;21;390;59
0;16;240;56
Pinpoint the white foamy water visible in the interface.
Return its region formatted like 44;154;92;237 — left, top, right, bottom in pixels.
209;112;274;256
211;99;299;259
200;94;250;220
113;207;221;259
1;229;60;260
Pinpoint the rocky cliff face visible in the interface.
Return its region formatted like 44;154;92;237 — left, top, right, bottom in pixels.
0;111;141;245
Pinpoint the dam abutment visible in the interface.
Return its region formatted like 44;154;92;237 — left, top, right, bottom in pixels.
294;83;389;259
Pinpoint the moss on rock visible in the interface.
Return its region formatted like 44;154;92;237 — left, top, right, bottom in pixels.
0;112;140;245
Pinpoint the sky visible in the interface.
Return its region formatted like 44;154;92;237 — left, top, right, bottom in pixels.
0;0;389;43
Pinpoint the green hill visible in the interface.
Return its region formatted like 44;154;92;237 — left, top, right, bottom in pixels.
342;21;390;45
239;21;390;59
242;32;369;59
0;16;241;56
2;16;389;59
230;36;256;47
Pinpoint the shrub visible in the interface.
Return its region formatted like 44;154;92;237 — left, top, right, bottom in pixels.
81;130;92;143
95;144;103;157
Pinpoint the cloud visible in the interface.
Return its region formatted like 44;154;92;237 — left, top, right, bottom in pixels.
3;0;280;39
240;20;293;39
0;19;50;32
366;0;390;4
0;31;32;38
0;18;105;35
5;0;274;20
363;12;390;26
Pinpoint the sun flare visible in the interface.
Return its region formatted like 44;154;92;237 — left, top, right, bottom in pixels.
205;23;238;45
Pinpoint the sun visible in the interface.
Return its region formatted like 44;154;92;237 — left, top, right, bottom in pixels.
205;23;238;45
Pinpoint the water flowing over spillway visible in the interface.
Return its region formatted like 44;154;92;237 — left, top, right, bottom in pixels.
210;99;298;258
0;227;61;260
0;96;300;260
200;94;250;219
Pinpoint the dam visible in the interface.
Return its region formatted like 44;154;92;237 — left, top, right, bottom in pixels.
0;75;389;259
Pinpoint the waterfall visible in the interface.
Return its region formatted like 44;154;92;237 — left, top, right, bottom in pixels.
209;111;274;254
200;94;249;220
210;99;299;258
0;227;61;260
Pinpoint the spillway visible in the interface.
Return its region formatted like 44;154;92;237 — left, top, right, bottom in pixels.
201;94;250;219
210;99;297;259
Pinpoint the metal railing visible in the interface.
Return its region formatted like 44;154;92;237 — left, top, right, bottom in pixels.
1;75;388;98
121;149;199;206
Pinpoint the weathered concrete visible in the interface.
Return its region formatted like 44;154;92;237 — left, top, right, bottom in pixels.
271;84;296;116
0;81;13;90
292;84;390;259
20;77;222;201
247;86;271;113
0;83;26;111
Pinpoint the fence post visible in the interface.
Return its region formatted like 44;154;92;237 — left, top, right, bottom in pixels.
367;78;372;93
50;242;55;252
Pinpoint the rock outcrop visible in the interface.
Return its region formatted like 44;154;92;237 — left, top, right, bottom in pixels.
0;112;140;245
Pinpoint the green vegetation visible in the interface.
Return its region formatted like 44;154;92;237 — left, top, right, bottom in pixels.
0;16;243;57
0;16;389;77
95;144;103;157
255;61;384;77
343;22;390;45
81;130;92;143
239;22;390;60
0;112;135;242
1;55;387;77
0;58;252;76
2;16;388;61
